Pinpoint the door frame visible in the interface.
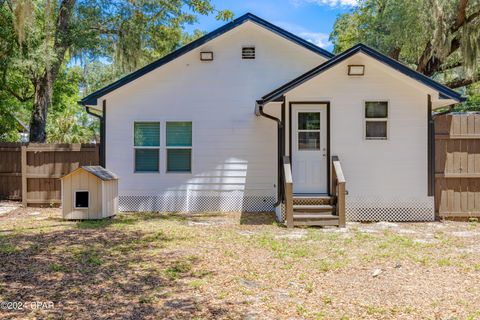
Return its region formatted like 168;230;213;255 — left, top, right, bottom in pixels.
289;101;331;195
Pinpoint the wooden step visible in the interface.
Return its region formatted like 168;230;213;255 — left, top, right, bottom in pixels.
293;213;338;219
293;219;340;227
293;204;333;212
292;195;333;206
293;195;331;200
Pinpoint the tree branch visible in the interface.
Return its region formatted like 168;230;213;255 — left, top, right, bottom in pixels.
437;61;463;72
417;37;461;76
465;10;480;25
446;74;480;89
416;43;432;74
88;26;118;35
47;0;76;81
388;47;401;60
451;0;469;32
5;86;34;102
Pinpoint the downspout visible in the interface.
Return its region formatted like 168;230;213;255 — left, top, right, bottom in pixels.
427;95;433;197
256;99;284;207
85;101;106;168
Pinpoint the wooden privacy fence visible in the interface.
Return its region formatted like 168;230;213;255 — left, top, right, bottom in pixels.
435;113;480;218
0;143;99;206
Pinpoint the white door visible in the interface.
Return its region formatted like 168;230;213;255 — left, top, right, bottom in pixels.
292;104;328;194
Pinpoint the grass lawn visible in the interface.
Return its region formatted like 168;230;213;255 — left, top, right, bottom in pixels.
1;204;480;319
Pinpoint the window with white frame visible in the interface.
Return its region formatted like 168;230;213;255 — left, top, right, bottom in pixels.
166;121;192;172
134;122;160;172
365;101;388;140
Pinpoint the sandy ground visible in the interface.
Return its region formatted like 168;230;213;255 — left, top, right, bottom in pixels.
0;203;479;319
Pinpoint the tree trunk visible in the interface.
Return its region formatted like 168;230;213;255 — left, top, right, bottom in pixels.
388;47;401;60
29;76;52;142
28;0;76;142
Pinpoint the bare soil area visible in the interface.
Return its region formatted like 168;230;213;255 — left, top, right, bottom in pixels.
0;203;479;319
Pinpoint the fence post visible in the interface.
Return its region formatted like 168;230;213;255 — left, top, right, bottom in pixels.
21;145;27;207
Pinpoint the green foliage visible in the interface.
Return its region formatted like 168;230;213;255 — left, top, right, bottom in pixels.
0;92;22;142
330;0;480;109
46;65;98;143
330;0;429;60
46;106;97;143
453;82;480;111
0;0;233;142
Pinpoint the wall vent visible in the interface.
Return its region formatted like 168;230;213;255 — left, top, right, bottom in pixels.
348;65;365;76
242;46;255;59
200;51;213;61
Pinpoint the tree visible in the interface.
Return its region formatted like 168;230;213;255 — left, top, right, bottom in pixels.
330;0;480;91
1;0;232;142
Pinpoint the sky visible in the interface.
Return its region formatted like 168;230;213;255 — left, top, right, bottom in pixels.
184;0;358;52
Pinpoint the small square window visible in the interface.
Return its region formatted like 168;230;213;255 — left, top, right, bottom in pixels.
75;191;89;209
365;101;388;140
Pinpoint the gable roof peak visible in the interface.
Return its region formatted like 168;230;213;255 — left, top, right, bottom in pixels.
79;13;333;106
260;42;465;104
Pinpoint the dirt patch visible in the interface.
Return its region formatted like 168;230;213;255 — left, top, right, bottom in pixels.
0;201;20;216
0;203;480;319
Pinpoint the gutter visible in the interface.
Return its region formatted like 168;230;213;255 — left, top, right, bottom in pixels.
256;100;284;207
84;102;106;168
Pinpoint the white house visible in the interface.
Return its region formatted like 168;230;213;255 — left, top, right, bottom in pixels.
80;13;464;226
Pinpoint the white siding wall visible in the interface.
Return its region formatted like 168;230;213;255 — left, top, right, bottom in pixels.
286;53;434;221
103;22;327;212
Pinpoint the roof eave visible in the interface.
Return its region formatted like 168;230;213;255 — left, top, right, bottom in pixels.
260;44;465;105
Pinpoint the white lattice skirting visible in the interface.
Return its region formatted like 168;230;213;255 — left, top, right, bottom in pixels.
346;196;434;222
119;190;275;212
276;196;435;222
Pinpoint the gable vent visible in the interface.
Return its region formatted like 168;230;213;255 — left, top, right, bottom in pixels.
242;46;255;59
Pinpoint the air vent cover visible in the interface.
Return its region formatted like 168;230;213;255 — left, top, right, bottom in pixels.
242;46;255;59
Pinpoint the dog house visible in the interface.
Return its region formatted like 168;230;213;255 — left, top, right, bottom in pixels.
61;166;118;220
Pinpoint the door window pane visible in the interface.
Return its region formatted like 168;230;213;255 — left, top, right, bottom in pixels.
366;121;387;139
298;112;320;130
365;102;388;118
167;149;191;172
135;149;159;172
298;132;320;150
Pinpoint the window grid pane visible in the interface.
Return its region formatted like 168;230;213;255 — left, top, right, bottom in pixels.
167;122;192;147
135;149;159;172
366;121;387;139
365;102;388;118
134;122;160;146
298;112;320;130
298;132;321;150
167;149;191;172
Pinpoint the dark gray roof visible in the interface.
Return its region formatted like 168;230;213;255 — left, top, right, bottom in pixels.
81;166;118;181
